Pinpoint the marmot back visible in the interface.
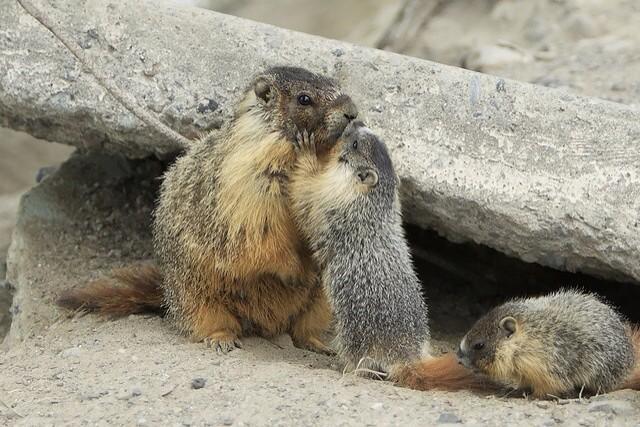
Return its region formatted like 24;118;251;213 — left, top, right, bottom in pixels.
457;289;640;398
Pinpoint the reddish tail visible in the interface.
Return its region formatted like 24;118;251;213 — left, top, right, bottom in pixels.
57;263;165;318
620;325;640;390
393;353;500;393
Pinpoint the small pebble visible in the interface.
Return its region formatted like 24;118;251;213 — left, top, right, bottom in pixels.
191;378;207;389
437;412;462;424
80;390;107;401
197;98;219;114
36;166;57;183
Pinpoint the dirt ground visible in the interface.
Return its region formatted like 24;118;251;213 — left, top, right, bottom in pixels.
2;0;640;425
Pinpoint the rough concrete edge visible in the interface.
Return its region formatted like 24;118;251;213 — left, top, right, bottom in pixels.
2;0;640;284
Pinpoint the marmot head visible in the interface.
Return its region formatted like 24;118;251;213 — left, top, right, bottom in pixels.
334;120;397;194
242;66;358;148
457;304;520;377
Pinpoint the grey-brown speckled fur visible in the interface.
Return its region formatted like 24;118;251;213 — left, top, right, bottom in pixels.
458;290;636;398
153;66;357;351
289;122;429;374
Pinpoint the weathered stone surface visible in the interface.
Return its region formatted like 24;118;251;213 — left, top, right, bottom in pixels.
2;0;640;283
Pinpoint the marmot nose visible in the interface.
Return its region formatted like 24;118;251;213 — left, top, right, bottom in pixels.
335;95;358;122
344;111;357;122
456;349;471;368
344;103;358;122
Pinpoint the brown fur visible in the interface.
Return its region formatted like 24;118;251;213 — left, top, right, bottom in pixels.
58;67;356;354
458;291;638;399
57;264;163;318
482;327;566;398
392;354;501;393
620;325;640;391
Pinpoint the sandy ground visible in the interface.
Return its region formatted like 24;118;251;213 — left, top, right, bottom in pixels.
3;319;638;426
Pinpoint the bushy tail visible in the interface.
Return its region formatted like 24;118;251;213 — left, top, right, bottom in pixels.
57;263;165;318
392;353;501;393
620;325;640;390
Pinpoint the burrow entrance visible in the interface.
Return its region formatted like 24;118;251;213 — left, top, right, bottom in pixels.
407;225;640;352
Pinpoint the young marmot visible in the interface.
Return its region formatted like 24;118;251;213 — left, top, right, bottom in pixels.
457;289;640;398
288;122;430;373
59;66;358;354
288;123;495;392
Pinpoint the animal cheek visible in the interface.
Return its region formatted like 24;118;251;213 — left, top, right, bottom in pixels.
474;355;492;372
304;114;324;136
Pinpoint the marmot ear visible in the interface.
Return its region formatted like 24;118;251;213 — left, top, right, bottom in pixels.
357;169;378;187
254;78;273;103
499;316;517;337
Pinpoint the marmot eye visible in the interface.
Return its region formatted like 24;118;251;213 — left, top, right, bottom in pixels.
352;140;358;150
472;342;485;351
297;94;312;106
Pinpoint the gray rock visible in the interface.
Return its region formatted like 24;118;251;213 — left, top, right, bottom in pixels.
35;166;58;183
587;400;634;416
80;390;108;401
220;417;234;426
191;378;206;389
437;412;462;424
0;270;10;340
117;387;143;400
2;1;640;296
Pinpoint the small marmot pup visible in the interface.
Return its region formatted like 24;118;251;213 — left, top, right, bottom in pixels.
288;121;430;373
457;289;640;398
288;123;496;392
59;66;358;354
